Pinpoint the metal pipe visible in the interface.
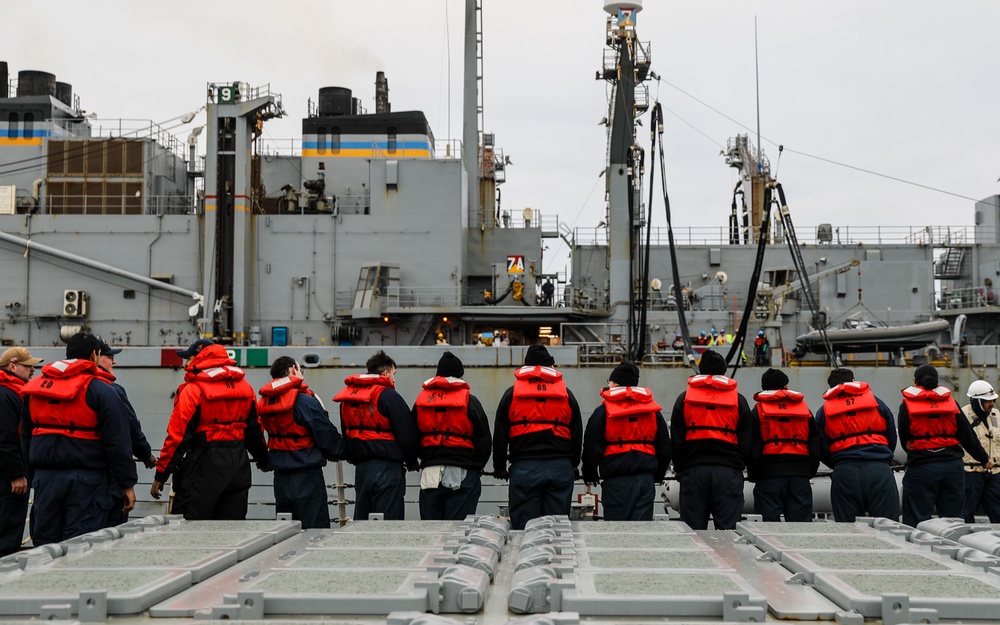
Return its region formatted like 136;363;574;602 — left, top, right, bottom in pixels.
0;230;202;303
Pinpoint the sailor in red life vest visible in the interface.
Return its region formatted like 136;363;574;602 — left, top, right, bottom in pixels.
20;333;137;545
582;360;671;521
748;368;820;522
95;337;157;528
257;356;348;529
897;364;991;527
815;367;900;522
0;347;41;555
150;339;268;520
333;350;419;521
669;350;752;530
411;352;492;520
493;344;583;530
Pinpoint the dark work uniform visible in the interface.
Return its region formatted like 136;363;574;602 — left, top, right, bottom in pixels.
493;365;583;530
258;376;348;528
898;386;988;528
21;359;137;545
670;374;752;530
334;374;419;521
412;376;492;520
815;381;899;523
154;345;267;520
0;370;28;555
748;389;820;522
97;369;154;527
582;386;671;521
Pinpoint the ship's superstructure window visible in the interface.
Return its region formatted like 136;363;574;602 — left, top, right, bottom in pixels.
387;127;397;154
317;126;327;154
23;113;33;138
330;129;340;153
7;113;17;138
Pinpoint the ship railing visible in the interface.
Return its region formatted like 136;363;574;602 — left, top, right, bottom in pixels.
256;138;466;161
573;224;978;246
937;285;997;311
47;117;190;161
382;286;462;308
43;193;194;216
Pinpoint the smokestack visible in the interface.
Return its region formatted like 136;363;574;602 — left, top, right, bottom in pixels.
375;71;390;114
0;62;8;98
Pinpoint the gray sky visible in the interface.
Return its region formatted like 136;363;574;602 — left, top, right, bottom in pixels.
8;1;1000;274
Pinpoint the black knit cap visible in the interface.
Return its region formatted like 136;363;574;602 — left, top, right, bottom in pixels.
609;360;640;387
761;368;789;391
436;351;465;378
914;364;939;390
698;349;727;376
523;344;555;367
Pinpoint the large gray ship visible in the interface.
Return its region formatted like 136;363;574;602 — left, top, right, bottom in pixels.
1;2;1000;623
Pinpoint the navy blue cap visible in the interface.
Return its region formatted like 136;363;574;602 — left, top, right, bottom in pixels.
97;337;123;356
177;338;215;359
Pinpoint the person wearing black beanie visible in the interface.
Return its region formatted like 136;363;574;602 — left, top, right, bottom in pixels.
493;345;583;530
748;368;821;522
411;352;492;520
669;350;752;529
960;380;1000;522
582;361;671;520
897;365;991;527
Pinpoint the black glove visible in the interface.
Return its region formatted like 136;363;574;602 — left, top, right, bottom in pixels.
256;460;272;472
493;468;510;480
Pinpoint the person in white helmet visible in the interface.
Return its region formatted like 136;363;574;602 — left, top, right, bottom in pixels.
962;380;1000;522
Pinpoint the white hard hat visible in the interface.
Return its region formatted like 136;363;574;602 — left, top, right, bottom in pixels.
967;380;999;401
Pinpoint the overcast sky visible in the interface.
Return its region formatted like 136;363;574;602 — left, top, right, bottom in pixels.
8;1;1000;274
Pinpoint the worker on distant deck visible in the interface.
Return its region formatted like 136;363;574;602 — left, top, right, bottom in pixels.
333;350;419;520
695;331;710;346
670;349;752;529
0;347;41;555
582;360;671;521
897;365;991;527
150;339;268;520
493;344;583;530
815;367;899;522
21;333;137;545
708;328;718;346
961;380;1000;522
671;333;684;350
540;279;555;306
257;356;348;528
748;368;820;522
95;338;157;528
412;352;492;520
754;330;769;366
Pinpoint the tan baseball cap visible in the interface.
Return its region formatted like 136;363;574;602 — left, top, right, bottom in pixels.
0;346;43;368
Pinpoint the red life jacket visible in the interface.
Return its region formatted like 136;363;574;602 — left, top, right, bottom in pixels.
257;376;316;451
0;369;25;397
333;374;396;442
683;375;740;444
509;366;572;439
414;376;474;449
601;386;661;457
822;381;888;452
184;365;256;440
754;389;812;456
22;359;101;440
901;385;960;450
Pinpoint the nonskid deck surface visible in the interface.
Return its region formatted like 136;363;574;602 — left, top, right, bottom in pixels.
0;516;998;623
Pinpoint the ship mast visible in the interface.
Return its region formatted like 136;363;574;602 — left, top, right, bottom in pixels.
600;2;651;354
